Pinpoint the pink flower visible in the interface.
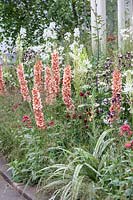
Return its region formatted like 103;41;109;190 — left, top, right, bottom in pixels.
124;142;132;149
124;140;133;150
62;65;75;112
128;131;133;136
0;65;6;95
120;124;131;132
17;64;31;102
119;124;133;137
32;87;46;129
119;131;124;136
51;52;60;96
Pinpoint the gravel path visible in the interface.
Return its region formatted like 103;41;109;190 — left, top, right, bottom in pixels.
0;175;25;200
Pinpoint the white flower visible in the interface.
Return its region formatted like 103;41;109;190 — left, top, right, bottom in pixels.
49;22;56;29
124;70;133;76
43;28;57;40
20;27;26;38
0;27;4;33
74;28;80;38
34;29;39;36
124;84;133;93
76;66;88;74
58;46;64;53
30;45;43;52
64;32;71;41
51;30;57;39
69;41;78;51
40;52;50;62
103;118;109;124
79;44;84;50
69;52;75;59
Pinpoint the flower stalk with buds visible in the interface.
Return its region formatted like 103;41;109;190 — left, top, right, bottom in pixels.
108;68;122;123
62;65;75;112
51;52;60;96
34;60;43;92
0;65;5;95
32;87;46;129
45;66;55;105
17;64;31;102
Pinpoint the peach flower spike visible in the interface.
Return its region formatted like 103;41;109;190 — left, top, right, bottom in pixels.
17;63;31;102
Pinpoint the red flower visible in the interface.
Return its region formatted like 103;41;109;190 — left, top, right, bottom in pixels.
22;115;30;122
48;121;55;127
79;92;84;97
119;124;133;137
84;118;88;124
120;124;131;132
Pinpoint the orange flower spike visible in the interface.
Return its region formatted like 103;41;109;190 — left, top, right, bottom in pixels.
112;69;122;95
62;65;75;112
0;65;5;95
17;64;31;102
45;66;56;105
51;52;60;95
32;87;46;129
34;60;43;92
108;69;122;123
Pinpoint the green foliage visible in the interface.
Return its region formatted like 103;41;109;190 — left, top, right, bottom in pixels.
0;0;90;45
0;32;133;200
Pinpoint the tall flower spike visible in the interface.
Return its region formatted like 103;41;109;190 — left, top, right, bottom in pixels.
62;65;75;112
45;66;56;105
34;60;43;92
17;64;31;102
51;52;60;96
0;65;5;95
32;87;46;129
108;68;122;123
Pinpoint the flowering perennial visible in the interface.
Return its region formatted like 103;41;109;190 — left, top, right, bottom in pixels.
0;65;5;95
62;65;75;112
22;115;32;128
17;64;31;102
119;124;133;136
124;141;133;150
51;52;60;96
108;69;122;123
32;87;46;129
45;66;55;104
34;60;43;92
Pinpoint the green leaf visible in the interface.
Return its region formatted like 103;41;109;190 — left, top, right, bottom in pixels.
93;129;114;159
